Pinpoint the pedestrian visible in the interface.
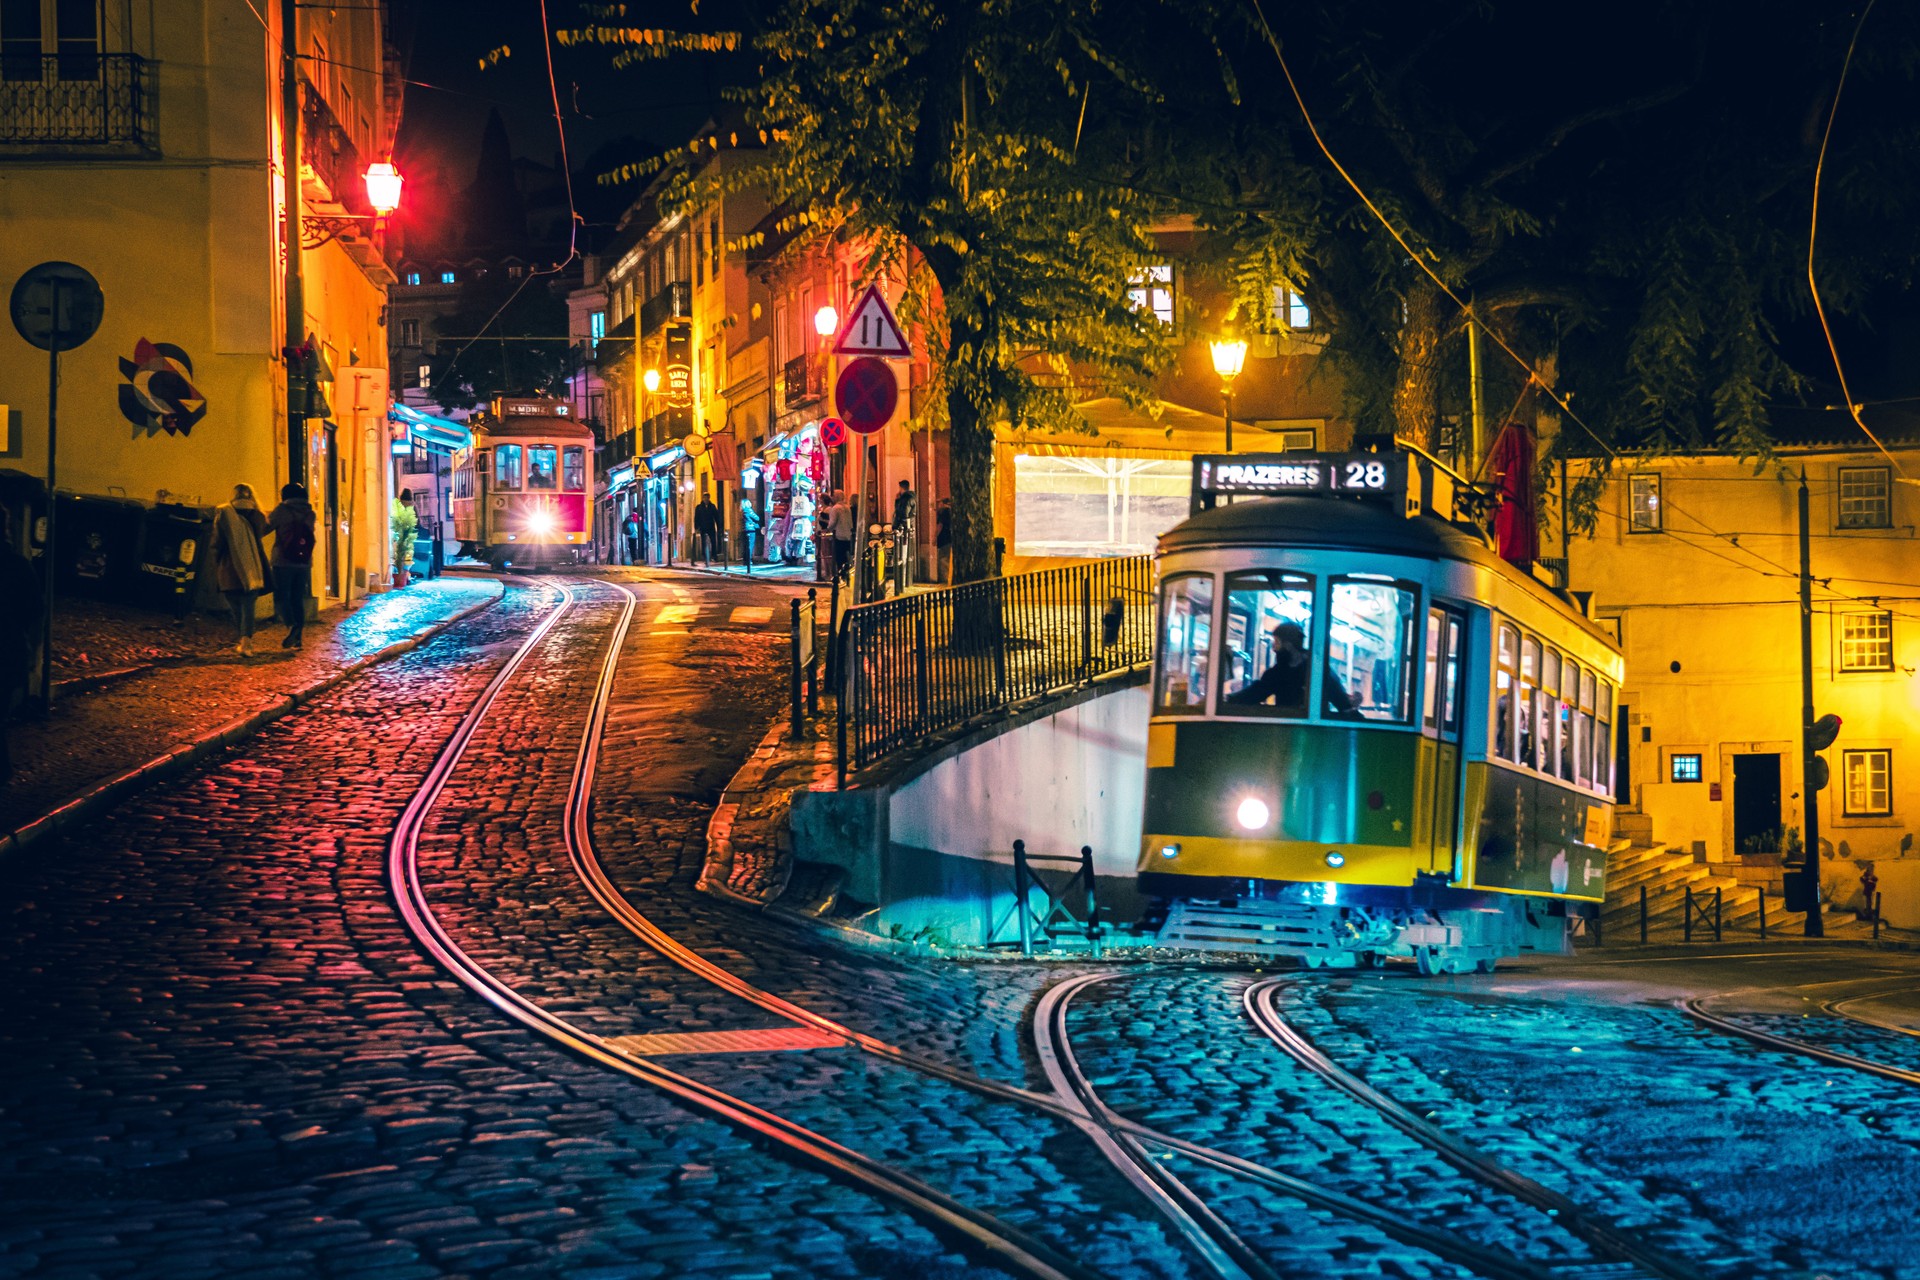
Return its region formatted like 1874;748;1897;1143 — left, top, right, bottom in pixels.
693;493;722;565
390;488;418;588
935;497;952;584
267;482;317;650
623;508;642;565
0;504;43;785
210;483;271;656
892;478;916;529
828;490;854;580
741;500;761;568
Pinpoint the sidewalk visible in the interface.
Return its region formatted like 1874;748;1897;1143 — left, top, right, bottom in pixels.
2;575;503;848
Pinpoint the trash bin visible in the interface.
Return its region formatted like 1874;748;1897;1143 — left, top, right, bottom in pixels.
136;503;213;613
53;493;145;602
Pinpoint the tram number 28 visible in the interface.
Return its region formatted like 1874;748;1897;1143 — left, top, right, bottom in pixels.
1333;460;1390;490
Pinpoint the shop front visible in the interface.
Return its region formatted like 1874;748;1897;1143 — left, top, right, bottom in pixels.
642;442;686;564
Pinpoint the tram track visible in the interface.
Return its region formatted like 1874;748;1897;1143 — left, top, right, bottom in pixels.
1680;983;1920;1088
1242;978;1701;1280
385;575;1094;1280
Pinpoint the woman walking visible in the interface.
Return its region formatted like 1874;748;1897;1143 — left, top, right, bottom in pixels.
210;483;270;655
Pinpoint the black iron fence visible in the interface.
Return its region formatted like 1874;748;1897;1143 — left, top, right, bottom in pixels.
836;555;1154;780
0;54;151;148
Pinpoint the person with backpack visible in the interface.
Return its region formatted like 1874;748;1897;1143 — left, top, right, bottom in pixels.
267;483;317;650
210;483;271;655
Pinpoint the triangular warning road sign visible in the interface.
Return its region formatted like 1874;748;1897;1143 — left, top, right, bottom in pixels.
832;285;911;358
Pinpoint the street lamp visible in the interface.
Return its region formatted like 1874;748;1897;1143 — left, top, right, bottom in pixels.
642;367;660;394
814;305;839;338
364;162;404;217
814;305;840;585
1211;338;1248;454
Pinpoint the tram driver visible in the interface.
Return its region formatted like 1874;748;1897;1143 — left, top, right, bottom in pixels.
1226;622;1360;719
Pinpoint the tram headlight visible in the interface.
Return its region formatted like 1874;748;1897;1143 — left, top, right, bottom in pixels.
526;510;556;536
1159;844;1180;860
1324;850;1346;869
1235;796;1270;830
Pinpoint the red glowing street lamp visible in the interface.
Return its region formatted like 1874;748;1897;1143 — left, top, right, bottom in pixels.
364;161;404;218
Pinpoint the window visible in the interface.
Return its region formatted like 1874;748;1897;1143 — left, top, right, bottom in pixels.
695;228;705;286
1628;473;1661;531
1594;680;1614;796
400;318;420;346
710;216;721;276
507;264;523;279
1441;614;1462;731
1671;753;1703;783
453;466;473;499
417;362;431;389
563;446;586;492
1840;612;1894;672
1424;610;1463;733
1494;625;1519;761
1539;648;1560;775
590;311;606;340
404;271;421;286
527;445;559;490
1156;574;1214;713
439;270;457;285
2;0;102;79
1574;668;1596;788
1518;636;1540;769
1271;284;1311;331
492;444;522;490
1838;466;1891;529
1128;265;1174;326
1221;571;1316;717
1328;577;1417;723
1843;749;1892;817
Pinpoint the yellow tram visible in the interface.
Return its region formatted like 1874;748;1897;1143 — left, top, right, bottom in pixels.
1140;450;1623;973
450;397;595;569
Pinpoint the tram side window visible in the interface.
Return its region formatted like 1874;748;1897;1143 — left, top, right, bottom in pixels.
563;446;586;492
1574;668;1595;787
1595;680;1614;795
528;446;559;490
1495;625;1518;761
1560;659;1580;783
453;467;473;500
1156;574;1214;713
1518;637;1540;768
1329;579;1416;723
1423;610;1443;730
494;444;523;491
1222;571;1316;717
1541;650;1562;781
1442;615;1463;731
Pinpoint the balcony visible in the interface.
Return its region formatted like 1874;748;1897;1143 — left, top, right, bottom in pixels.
0;54;153;151
301;80;367;214
782;353;824;409
639;281;691;334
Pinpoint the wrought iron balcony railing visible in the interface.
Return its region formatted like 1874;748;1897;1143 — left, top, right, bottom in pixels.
638;281;690;334
0;53;152;149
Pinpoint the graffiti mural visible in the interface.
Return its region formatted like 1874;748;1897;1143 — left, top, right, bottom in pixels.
118;339;207;437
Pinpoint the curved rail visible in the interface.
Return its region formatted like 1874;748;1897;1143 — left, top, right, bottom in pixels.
386;577;1095;1280
1245;978;1701;1280
1680;994;1920;1088
1043;974;1561;1280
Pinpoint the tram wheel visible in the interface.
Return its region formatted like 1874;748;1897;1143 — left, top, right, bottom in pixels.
1414;946;1438;977
1475;957;1498;974
1358;951;1382;970
1301;953;1326;971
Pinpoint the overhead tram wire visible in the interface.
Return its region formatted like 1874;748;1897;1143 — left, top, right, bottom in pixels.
1805;0;1911;484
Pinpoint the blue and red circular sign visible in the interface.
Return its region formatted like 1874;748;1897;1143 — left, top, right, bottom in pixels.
819;416;848;448
835;357;898;434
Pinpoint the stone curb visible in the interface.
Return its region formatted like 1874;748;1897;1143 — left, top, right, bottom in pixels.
0;585;506;861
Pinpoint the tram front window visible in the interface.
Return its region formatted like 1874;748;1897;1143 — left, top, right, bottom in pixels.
493;444;523;491
1329;578;1416;723
528;446;559;490
1222;571;1316;717
563;446;586;492
1156;574;1214;713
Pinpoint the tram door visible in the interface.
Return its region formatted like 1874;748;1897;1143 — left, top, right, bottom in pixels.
1419;607;1467;870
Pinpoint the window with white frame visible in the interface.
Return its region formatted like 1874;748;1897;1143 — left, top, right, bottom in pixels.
1271;284;1311;331
1628;473;1662;532
590;311;606;340
1128;265;1174;326
1838;466;1892;529
1842;749;1892;817
1840;611;1894;672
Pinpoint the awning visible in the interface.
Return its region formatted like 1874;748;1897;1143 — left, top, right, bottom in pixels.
605;462;636;494
389;403;472;452
644;443;687;474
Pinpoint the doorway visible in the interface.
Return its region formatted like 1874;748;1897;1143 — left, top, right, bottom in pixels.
1732;753;1782;852
1614;705;1632;803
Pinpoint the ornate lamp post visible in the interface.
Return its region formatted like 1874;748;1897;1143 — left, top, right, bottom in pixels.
814;305;840;584
1210;338;1248;454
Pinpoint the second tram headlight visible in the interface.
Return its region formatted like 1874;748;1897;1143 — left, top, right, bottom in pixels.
1235;796;1271;830
527;509;556;536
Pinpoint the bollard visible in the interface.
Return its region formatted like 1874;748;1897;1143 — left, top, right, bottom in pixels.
789;596;805;739
1758;887;1768;939
1684;886;1693;943
1714;886;1723;942
1014;840;1033;958
1640;883;1648;943
1875;891;1883;941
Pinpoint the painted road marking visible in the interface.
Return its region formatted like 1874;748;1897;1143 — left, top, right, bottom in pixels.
729;606;775;625
604;1028;846;1056
654;604;700;625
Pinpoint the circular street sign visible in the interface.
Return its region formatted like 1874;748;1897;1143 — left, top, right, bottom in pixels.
10;261;104;352
683;432;709;458
819;417;848;448
836;357;898;434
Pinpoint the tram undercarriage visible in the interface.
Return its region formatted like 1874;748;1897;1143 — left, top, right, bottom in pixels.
1150;889;1578;974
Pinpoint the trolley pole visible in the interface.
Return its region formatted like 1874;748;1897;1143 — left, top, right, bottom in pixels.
1798;469;1824;937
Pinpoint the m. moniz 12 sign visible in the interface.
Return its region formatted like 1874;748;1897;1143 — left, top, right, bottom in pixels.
1190;451;1411;513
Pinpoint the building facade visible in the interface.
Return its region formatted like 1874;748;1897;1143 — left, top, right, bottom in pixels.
0;0;400;616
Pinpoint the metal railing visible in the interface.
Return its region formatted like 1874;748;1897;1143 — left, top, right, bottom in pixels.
0;54;151;148
836;555;1154;780
990;840;1104;958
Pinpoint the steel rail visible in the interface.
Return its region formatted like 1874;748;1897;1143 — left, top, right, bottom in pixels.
1680;994;1920;1088
1823;990;1920;1038
1246;978;1700;1280
1044;974;1562;1280
562;582;1568;1280
386;576;1094;1280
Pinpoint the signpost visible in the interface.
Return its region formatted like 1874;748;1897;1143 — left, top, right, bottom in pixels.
9;261;106;713
832;285;911;358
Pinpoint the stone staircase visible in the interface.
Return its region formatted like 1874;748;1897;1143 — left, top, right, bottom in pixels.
1599;813;1803;940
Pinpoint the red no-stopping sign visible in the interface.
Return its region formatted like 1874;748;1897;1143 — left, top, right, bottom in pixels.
835;357;898;434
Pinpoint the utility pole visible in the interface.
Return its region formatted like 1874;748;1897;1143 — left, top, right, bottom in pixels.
1466;299;1486;475
1798;469;1824;937
280;0;306;492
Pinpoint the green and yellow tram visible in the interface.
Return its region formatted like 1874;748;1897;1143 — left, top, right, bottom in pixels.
1140;450;1622;973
